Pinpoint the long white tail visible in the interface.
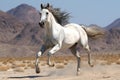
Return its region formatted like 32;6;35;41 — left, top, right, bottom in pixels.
82;25;105;39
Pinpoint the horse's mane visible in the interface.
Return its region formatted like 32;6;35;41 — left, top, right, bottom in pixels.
48;6;63;25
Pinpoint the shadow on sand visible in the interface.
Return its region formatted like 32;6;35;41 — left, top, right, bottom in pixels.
8;72;55;79
8;75;44;79
8;74;52;79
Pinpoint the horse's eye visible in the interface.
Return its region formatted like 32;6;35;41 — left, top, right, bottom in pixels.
46;12;48;15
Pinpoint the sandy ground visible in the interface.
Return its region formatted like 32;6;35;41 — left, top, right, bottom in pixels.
0;60;120;80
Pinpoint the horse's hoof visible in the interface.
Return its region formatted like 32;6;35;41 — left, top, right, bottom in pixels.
76;71;81;76
36;70;40;73
49;63;55;67
90;64;94;67
36;68;40;73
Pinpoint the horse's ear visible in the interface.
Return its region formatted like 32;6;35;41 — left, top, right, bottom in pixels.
47;3;50;8
41;4;43;9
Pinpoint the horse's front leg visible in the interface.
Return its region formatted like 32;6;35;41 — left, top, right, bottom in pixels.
47;31;64;67
47;43;62;66
35;45;47;73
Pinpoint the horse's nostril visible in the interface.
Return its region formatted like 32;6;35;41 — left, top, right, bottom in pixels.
39;22;41;25
39;22;44;28
41;22;44;25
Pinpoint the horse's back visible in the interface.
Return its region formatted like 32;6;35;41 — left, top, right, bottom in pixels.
64;23;81;28
64;23;87;38
64;23;88;47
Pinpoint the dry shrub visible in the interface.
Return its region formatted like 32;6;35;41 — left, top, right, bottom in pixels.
63;60;68;65
116;59;120;65
0;65;10;71
0;58;15;64
99;60;107;65
11;63;26;69
23;60;28;63
28;63;35;69
23;60;31;64
54;56;75;64
55;59;64;64
55;63;64;69
106;55;119;65
16;63;26;67
40;56;47;61
106;61;112;65
41;62;47;66
94;54;120;65
116;61;120;65
14;67;24;72
2;61;7;65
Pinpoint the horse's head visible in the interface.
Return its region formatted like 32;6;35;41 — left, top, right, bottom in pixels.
39;3;51;28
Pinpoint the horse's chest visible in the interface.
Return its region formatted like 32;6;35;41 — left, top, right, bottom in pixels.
51;30;60;42
45;27;62;46
45;36;57;46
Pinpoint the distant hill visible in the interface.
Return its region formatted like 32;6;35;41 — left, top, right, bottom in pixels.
7;4;43;46
7;4;40;24
0;10;24;43
105;28;120;51
10;23;43;46
105;18;120;50
106;18;120;30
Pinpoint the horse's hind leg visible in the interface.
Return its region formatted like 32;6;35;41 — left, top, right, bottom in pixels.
85;45;94;67
70;43;81;75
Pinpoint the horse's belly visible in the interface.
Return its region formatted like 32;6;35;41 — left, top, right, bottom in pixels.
61;43;73;50
62;37;79;50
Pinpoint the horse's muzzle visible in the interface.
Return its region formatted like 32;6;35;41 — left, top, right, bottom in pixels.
39;22;44;28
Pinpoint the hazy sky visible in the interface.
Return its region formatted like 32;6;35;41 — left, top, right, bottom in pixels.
0;0;120;27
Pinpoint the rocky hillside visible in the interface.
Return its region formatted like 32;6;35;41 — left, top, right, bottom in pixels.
0;10;24;43
106;18;120;30
105;19;120;51
7;4;40;24
7;4;43;46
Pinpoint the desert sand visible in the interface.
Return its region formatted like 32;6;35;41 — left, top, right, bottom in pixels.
0;56;120;80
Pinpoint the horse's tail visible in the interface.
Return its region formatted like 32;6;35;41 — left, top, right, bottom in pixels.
81;25;105;39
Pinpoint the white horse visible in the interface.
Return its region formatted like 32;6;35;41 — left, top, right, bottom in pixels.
35;3;104;75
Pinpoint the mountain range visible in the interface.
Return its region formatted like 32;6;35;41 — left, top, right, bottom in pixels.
0;4;119;57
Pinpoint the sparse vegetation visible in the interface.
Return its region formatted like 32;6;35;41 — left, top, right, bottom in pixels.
0;53;119;72
0;65;10;71
55;63;64;69
27;63;35;69
14;67;24;72
116;59;120;65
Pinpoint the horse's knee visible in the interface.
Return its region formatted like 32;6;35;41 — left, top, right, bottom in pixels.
76;51;80;57
37;51;42;57
84;44;90;52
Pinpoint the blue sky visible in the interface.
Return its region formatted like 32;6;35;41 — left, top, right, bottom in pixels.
0;0;120;27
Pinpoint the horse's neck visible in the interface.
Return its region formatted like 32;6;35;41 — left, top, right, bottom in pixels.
44;13;63;43
50;13;62;29
46;13;62;36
